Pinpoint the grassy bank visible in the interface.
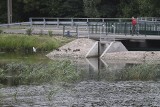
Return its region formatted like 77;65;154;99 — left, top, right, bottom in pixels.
0;34;74;52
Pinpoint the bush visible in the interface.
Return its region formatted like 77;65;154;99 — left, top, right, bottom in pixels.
26;28;33;36
48;30;53;37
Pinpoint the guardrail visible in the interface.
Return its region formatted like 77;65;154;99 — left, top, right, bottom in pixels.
0;17;159;36
138;17;160;22
0;22;30;27
29;17;160;35
29;17;160;27
29;17;132;27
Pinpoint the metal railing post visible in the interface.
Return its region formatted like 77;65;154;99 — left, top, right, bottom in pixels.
71;18;73;28
124;22;127;36
88;24;90;39
145;22;146;37
100;25;102;41
87;19;89;29
91;25;93;34
87;18;89;23
102;18;104;23
96;24;97;34
57;18;59;28
137;23;139;36
106;22;108;35
29;18;32;27
112;24;116;35
158;23;159;35
43;18;46;28
63;25;65;36
76;25;79;38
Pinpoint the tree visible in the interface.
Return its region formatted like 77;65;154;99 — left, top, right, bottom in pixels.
150;0;160;17
118;0;160;17
119;0;140;17
0;0;159;23
98;0;120;17
59;0;84;17
83;0;101;17
25;0;84;17
0;1;7;23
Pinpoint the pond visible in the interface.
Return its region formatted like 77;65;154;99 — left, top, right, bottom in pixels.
0;52;160;107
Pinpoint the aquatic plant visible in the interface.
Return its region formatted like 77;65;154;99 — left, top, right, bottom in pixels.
0;60;79;85
117;64;160;81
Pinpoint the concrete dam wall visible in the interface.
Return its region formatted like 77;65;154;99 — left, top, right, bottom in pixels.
46;38;128;59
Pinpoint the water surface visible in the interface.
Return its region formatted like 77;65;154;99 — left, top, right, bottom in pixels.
0;53;160;106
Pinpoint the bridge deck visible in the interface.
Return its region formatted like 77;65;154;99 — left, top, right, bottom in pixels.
87;34;160;40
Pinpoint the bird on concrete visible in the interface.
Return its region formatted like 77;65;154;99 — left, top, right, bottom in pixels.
68;48;71;51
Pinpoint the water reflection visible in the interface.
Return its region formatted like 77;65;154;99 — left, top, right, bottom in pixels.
72;57;160;81
0;53;51;86
1;54;160;106
0;52;160;87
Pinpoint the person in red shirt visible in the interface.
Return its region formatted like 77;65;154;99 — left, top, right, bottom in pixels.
131;17;137;36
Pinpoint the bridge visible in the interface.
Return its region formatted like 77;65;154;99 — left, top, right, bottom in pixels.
0;17;160;41
0;17;160;51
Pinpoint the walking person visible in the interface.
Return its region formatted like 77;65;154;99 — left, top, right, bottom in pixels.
131;17;137;36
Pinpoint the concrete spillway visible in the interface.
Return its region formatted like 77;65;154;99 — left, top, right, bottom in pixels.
46;38;128;59
86;41;128;58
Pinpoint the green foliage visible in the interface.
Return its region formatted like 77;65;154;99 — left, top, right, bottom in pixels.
0;34;73;52
0;61;160;86
0;1;7;23
0;29;3;34
83;0;101;17
118;0;160;17
48;31;53;37
0;0;159;23
39;29;44;36
0;60;79;85
26;28;33;36
118;64;160;81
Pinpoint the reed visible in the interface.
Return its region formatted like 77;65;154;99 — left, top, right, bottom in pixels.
0;60;160;86
0;60;79;85
0;34;73;52
117;64;160;81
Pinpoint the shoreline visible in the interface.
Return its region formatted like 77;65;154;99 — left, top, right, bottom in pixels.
47;51;160;63
101;51;160;61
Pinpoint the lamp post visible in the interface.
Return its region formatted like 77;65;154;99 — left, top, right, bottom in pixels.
7;0;12;24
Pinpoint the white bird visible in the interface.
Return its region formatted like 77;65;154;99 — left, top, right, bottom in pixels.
112;25;115;28
33;47;37;52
